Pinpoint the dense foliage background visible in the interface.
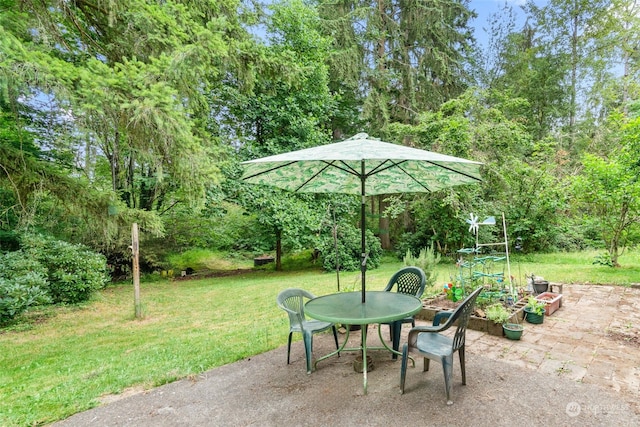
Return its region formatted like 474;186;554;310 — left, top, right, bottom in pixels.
1;0;639;294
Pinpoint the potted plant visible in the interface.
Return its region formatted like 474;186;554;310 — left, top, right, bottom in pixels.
524;296;545;324
502;322;524;340
486;303;524;340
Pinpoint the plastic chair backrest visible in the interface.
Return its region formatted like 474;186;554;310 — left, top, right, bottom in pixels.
383;266;426;298
276;288;316;329
440;286;483;351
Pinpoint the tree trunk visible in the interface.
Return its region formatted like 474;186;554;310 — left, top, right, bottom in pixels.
275;228;282;271
132;223;142;318
378;196;390;249
569;11;578;141
110;130;119;193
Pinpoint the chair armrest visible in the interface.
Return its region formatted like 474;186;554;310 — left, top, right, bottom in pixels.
433;311;453;326
278;305;306;323
407;323;447;347
406;310;455;347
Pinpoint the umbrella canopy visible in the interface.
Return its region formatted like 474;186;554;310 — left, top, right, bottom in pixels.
241;133;483;302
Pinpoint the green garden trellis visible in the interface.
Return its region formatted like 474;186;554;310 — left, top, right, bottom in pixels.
458;212;515;299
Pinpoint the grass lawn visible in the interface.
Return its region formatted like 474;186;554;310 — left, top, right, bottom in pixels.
1;249;638;426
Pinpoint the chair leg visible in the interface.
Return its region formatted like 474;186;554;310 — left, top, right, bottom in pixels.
423;357;430;372
303;332;314;374
442;354;454;405
331;326;340;356
287;332;293;365
459;345;466;385
388;321;400;341
391;321;403;359
400;344;409;394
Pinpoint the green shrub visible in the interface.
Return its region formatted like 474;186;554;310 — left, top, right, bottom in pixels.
165;248;215;271
20;234;109;304
164;248;249;271
403;243;441;291
0;252;51;323
318;223;382;272
0;229;20;252
0;250;48;279
279;249;318;271
0;279;51;323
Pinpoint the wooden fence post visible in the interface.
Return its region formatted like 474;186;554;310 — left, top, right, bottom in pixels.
132;223;142;318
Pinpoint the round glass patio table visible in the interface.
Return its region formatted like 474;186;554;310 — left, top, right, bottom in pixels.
305;291;422;394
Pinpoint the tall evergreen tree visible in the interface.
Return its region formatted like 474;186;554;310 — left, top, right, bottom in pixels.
491;24;570;141
316;0;476;249
0;0;258;262
316;0;476;133
3;0;253;213
524;0;610;145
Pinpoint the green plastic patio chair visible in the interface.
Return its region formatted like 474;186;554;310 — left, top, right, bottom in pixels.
380;266;427;339
399;286;483;405
276;288;339;374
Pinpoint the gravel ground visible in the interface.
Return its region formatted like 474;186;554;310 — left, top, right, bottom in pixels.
53;332;640;427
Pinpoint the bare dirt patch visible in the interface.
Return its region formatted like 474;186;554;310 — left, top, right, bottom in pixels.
605;328;640;347
98;385;147;405
172;269;253;281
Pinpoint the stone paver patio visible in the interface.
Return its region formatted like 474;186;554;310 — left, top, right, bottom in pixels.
462;284;640;413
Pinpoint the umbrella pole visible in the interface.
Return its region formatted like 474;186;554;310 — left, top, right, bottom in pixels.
332;209;340;292
361;161;366;304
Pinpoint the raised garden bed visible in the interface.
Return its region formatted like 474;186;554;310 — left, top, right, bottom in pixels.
417;294;527;336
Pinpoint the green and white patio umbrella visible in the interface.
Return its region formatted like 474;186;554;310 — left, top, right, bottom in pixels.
241;133;483;302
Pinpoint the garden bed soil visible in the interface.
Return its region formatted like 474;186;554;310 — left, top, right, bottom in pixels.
417;294;526;336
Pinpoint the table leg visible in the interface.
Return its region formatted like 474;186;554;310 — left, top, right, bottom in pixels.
377;323;415;367
377;322;403;358
314;326;349;370
362;324;368;395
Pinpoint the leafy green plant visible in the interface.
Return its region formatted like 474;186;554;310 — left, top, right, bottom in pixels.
485;303;511;324
0;279;51;324
0;250;48;279
525;296;546;316
0;252;51;323
592;252;614;267
403;243;441;291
